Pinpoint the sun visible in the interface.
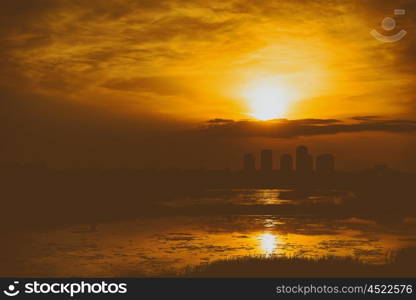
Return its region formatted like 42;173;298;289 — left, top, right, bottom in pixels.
242;78;294;120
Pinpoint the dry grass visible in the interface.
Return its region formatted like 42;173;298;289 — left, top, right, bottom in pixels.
173;248;416;277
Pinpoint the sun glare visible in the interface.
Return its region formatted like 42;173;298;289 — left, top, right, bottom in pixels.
243;79;294;120
259;233;278;255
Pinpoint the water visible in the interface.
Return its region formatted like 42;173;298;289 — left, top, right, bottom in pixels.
14;189;416;277
162;188;349;206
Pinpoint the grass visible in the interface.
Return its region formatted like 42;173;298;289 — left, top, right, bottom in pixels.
172;248;416;277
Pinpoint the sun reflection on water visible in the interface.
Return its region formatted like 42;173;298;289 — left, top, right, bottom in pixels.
258;233;278;255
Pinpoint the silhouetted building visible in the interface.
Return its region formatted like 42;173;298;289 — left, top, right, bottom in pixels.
280;153;293;172
296;145;313;173
243;153;255;171
316;154;335;174
260;149;273;171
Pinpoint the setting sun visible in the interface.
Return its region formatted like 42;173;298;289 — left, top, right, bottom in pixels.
243;79;294;120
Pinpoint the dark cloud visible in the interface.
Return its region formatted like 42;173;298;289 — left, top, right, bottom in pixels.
200;118;416;138
101;76;189;95
350;116;380;121
207;118;235;124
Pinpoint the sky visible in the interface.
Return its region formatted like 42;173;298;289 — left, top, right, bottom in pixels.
1;0;416;170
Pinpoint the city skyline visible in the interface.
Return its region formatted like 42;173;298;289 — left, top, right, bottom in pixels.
244;145;335;173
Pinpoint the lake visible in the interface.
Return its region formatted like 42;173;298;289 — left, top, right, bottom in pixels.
13;189;416;277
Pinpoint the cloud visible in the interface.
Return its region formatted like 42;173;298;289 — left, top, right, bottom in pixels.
101;76;189;95
207;118;235;124
350;116;380;121
1;0;416;118
199;117;416;138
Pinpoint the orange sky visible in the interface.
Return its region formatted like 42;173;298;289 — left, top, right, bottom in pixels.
1;0;416;170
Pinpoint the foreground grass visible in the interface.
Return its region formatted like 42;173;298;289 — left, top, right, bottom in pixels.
173;248;416;277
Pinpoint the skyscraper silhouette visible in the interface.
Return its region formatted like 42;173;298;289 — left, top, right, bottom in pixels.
243;153;255;171
296;145;313;173
316;154;335;174
260;149;273;171
280;153;293;172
